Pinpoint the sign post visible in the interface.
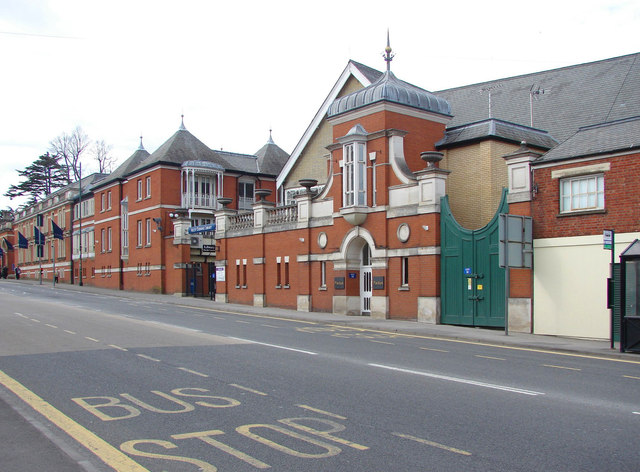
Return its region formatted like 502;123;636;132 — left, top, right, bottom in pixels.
604;229;615;348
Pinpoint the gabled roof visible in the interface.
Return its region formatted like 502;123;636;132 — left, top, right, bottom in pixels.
436;118;557;150
535;115;640;163
276;61;383;188
435;53;640;144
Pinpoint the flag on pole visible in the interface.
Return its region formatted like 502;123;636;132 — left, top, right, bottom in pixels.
17;232;28;249
34;226;45;245
2;238;13;251
52;220;64;240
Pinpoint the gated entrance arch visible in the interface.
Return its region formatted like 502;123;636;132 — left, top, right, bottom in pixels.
440;190;508;327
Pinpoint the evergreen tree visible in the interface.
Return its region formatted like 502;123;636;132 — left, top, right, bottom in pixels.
4;152;68;204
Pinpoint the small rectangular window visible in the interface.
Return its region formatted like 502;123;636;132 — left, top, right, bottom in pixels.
137;220;142;247
320;261;326;288
242;259;247;288
145;218;151;246
146;177;151;198
560;174;604;213
137;180;142;200
401;257;409;287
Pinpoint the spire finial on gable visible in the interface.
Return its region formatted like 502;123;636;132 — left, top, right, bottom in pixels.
383;29;394;72
179;114;186;130
138;135;145;150
268;127;274;144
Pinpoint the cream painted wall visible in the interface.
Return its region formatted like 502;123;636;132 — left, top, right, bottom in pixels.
533;232;640;339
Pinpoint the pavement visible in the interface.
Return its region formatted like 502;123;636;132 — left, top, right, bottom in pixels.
1;278;639;471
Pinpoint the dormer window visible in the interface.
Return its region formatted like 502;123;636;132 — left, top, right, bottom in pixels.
343;141;367;207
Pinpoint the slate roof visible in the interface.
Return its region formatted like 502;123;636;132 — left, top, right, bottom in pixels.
255;135;290;176
535;115;640;163
130;126;229;174
436;118;558;150
349;60;384;84
435;53;640;144
95;143;150;188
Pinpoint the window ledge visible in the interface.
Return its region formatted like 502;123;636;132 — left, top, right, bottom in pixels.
557;209;606;218
398;286;410;291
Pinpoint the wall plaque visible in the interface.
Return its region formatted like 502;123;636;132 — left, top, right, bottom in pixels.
373;276;385;290
334;277;345;290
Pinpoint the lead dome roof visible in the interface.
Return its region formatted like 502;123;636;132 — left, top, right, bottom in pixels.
328;70;451;117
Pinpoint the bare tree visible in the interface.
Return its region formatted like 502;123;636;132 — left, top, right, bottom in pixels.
92;139;114;173
49;126;91;182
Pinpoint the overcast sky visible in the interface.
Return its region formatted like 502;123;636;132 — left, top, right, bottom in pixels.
1;0;638;210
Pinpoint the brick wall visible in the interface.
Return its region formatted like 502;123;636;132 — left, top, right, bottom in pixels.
533;152;640;239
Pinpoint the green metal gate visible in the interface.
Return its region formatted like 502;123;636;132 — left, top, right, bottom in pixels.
440;190;508;327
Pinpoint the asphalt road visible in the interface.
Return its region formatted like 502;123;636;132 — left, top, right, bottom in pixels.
1;283;639;471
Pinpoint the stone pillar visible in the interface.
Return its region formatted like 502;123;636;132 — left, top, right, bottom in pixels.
415;154;450;324
502;142;541;333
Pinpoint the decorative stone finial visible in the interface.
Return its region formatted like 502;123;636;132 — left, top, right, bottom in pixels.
138;135;145;151
179;114;186;131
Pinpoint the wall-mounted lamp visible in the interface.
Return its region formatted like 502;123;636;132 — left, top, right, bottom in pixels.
299;238;305;243
153;217;163;232
422;225;429;231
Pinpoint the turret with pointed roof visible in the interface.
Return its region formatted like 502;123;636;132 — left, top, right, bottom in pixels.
255;131;289;175
129;117;230;174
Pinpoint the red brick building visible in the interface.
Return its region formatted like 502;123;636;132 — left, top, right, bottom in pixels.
5;49;640;340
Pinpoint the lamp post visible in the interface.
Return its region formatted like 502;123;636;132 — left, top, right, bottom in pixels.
78;163;83;286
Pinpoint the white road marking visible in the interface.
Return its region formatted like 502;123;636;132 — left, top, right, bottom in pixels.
369;363;544;396
228;337;317;355
177;367;209;378
230;384;268;396
136;354;161;362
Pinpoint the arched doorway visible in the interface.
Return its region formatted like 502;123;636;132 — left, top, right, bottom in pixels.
337;230;380;317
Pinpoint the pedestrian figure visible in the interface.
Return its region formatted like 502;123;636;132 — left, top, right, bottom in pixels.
15;266;20;280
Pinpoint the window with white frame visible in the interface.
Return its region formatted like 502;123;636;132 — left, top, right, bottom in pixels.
136;180;142;201
560;174;604;213
107;227;112;251
137;220;142;247
401;257;409;287
121;199;129;257
238;180;255;210
146;177;151;198
145;218;151;246
342;141;367;207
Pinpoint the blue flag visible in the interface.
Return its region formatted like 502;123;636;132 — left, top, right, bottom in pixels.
52;220;64;240
18;232;28;249
3;238;13;251
0;247;3;257
34;226;45;245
